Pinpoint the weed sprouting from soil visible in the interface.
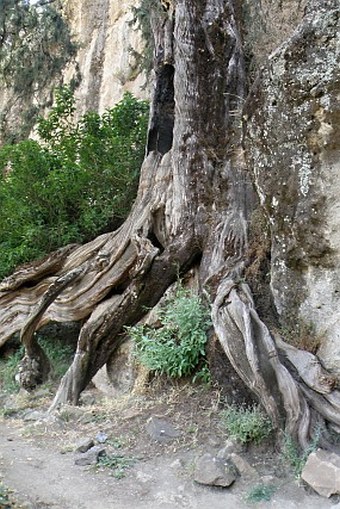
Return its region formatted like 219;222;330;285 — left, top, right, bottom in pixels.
96;453;136;479
245;483;276;503
281;430;321;478
221;404;273;445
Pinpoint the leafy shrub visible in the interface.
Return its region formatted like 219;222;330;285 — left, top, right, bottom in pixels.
0;481;14;508
193;364;212;386
38;337;74;381
0;87;149;280
221;404;273;445
128;286;211;378
0;1;76;95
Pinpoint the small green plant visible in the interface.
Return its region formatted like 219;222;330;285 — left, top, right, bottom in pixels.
192;364;212;386
107;436;128;449
97;453;135;479
128;285;211;378
0;347;24;393
0;481;14;508
245;483;276;503
221;404;273;445
281;430;320;478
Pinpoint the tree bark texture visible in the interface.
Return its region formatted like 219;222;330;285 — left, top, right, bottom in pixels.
0;0;340;446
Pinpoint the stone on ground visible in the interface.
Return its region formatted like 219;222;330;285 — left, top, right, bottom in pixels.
74;445;106;466
193;453;237;487
301;449;340;497
229;453;259;479
146;417;180;443
75;438;95;453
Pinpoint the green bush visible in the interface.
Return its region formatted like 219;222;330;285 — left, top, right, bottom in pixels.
0;1;76;95
221;404;273;445
37;337;74;381
128;286;211;378
0;87;149;280
130;0;167;76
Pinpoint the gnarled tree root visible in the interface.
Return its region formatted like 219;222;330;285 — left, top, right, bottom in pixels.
0;0;339;451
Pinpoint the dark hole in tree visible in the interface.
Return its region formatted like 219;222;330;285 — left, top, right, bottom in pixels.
147;230;165;253
147;64;175;155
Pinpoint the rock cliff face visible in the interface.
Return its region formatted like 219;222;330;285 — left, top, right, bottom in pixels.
247;2;340;373
62;0;147;116
0;0;147;144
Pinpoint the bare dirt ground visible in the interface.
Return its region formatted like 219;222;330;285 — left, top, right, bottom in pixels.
0;381;336;509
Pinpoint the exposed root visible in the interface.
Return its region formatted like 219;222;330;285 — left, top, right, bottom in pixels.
213;279;340;447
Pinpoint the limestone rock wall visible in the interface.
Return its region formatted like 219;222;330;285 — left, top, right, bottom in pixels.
247;2;340;373
0;0;147;144
63;0;147;116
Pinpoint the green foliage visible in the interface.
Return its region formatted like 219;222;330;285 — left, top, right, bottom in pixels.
281;431;321;478
0;87;149;280
128;286;211;379
0;1;76;93
192;364;212;386
221;404;273;445
0;337;74;394
0;346;24;394
130;0;167;76
97;453;135;479
0;481;14;508
245;483;276;503
0;0;77;142
38;337;74;380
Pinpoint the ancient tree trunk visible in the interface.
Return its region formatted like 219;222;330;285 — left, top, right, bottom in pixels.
0;0;340;446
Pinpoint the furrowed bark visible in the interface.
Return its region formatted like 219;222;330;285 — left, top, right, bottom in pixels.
0;0;339;447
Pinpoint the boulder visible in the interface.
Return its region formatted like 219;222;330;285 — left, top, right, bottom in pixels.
23;410;46;422
229;453;259;480
301;449;340;497
92;341;138;397
95;431;108;444
193;453;237;487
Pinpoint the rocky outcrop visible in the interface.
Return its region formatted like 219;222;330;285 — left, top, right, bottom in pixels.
63;0;147;116
246;2;340;373
0;0;147;144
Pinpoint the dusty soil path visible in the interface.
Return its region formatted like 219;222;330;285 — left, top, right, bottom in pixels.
0;419;334;509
